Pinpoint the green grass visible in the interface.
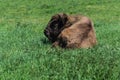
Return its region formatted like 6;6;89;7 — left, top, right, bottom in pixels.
0;0;120;80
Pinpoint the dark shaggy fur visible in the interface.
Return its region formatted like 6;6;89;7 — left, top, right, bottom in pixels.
44;13;68;42
44;13;97;48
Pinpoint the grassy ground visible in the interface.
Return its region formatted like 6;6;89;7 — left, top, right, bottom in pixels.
0;0;120;80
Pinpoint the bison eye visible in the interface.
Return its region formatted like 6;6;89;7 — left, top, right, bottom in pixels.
55;23;58;27
54;24;58;30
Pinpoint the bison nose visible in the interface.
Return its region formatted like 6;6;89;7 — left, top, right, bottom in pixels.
44;30;49;36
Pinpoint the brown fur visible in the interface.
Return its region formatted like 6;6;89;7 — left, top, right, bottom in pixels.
44;13;97;48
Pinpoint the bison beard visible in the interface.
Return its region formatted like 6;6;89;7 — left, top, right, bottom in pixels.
44;13;97;48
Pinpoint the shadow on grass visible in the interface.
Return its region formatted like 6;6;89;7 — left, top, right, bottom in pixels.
40;37;52;45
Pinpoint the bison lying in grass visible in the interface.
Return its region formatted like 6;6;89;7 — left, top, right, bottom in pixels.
44;13;97;48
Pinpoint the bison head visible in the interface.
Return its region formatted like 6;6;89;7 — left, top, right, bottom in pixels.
44;13;68;42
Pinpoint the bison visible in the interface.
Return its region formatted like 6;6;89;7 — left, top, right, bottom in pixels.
44;13;97;48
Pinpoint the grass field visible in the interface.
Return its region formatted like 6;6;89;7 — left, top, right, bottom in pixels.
0;0;120;80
